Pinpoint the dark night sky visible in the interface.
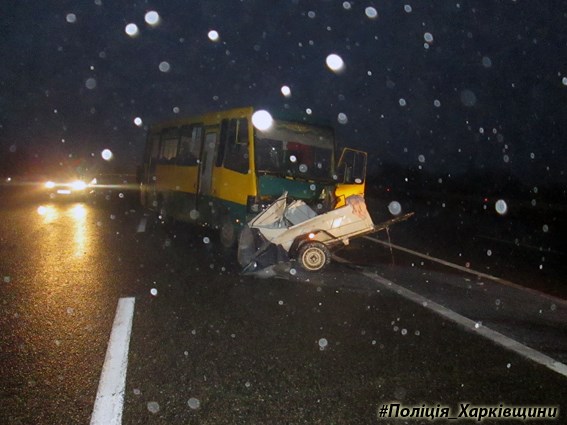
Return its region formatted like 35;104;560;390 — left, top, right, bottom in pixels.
1;0;566;186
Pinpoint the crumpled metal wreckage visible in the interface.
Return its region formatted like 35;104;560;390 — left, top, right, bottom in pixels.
237;192;413;276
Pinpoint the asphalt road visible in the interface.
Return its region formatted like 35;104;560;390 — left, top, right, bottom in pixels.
1;186;566;424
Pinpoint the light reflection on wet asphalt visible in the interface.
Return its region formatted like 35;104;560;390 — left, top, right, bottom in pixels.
1;190;566;424
0;196;139;424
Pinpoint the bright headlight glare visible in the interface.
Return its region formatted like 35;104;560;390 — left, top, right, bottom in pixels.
71;180;87;190
45;181;55;189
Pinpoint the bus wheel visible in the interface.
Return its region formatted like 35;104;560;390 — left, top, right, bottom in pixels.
297;242;331;272
220;215;237;248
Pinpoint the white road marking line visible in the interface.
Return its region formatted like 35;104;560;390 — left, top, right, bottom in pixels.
364;235;567;307
136;217;147;233
90;297;136;425
363;272;567;378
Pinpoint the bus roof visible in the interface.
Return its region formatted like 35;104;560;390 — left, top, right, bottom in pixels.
148;106;334;133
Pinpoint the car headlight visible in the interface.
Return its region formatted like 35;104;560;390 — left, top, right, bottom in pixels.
71;180;87;191
45;181;55;189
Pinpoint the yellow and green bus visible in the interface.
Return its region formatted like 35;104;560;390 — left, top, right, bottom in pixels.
139;106;367;247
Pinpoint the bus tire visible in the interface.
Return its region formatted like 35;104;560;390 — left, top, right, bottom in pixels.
297;241;331;272
220;215;237;249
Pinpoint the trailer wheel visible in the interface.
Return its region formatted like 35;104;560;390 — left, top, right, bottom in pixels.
297;242;331;272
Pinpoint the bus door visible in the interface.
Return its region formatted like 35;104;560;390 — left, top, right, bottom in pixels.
334;148;367;208
198;129;219;198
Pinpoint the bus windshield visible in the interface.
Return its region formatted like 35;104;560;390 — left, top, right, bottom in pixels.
255;121;334;181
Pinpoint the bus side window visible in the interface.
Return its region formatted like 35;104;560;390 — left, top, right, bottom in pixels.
150;133;160;161
159;128;180;163
221;118;249;174
178;125;200;166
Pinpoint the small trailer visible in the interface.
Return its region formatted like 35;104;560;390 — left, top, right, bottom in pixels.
237;192;413;273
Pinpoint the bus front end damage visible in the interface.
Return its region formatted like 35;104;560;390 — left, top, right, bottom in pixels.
237;192;413;275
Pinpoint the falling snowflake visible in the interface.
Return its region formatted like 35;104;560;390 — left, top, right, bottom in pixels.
125;23;139;37
365;7;378;19
326;54;345;72
147;401;160;414
208;30;219;42
187;398;200;410
145;11;160;26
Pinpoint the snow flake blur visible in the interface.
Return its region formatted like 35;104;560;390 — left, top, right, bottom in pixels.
326;54;345;73
85;78;97;90
144;11;160;26
125;23;139;37
460;89;477;107
147;401;160;414
252;110;273;131
187;397;200;409
280;85;291;97
208;30;220;42
388;201;402;216
101;149;113;161
495;199;508;215
365;7;378;19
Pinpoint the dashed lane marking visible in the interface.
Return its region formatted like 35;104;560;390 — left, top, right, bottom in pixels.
90;297;136;425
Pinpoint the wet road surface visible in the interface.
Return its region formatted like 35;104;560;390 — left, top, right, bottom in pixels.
0;186;566;424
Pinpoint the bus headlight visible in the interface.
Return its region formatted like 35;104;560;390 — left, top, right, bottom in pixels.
45;181;55;189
